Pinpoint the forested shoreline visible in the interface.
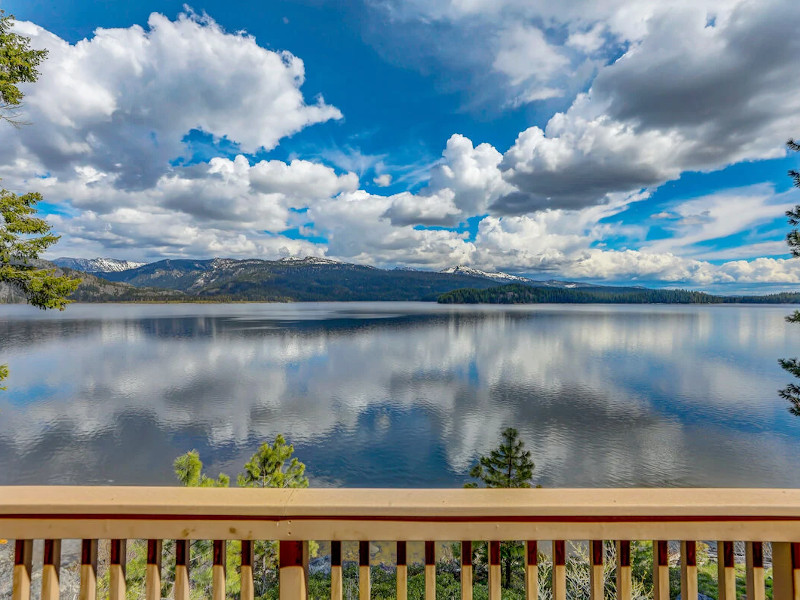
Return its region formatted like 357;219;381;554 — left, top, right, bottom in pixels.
437;283;800;305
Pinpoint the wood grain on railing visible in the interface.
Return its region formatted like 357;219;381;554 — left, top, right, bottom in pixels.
3;487;800;599
525;540;537;600
79;539;97;600
174;539;190;600
109;538;126;600
680;540;697;600
615;540;631;600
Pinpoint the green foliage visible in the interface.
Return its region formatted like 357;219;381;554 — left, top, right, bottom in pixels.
466;428;534;489
169;439;311;598
0;17;78;387
238;434;309;489
781;138;800;409
465;428;534;590
439;282;800;305
0;10;47;125
173;450;230;487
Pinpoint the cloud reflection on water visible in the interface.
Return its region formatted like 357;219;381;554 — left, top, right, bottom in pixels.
0;303;798;487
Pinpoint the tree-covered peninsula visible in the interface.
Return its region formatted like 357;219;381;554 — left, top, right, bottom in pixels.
438;283;800;305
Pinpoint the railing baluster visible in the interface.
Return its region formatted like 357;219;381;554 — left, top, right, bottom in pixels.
460;541;472;600
590;540;604;600
145;539;162;600
359;541;370;600
615;541;631;600
279;541;308;600
653;540;669;600
240;540;254;600
717;541;736;600
553;540;566;600
680;541;697;600
109;539;127;600
41;539;61;600
745;541;765;600
425;541;436;600
330;541;342;600
397;541;408;600
772;542;800;600
11;539;32;600
489;541;501;600
525;541;538;600
79;539;97;600
174;540;190;600
213;540;227;600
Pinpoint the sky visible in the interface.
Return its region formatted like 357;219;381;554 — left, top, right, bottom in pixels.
2;0;800;292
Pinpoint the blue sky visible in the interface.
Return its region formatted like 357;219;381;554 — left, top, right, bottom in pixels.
2;0;800;291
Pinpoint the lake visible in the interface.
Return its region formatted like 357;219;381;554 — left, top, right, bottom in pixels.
1;302;799;488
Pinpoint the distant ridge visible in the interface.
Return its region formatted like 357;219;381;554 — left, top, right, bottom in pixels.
33;256;800;304
440;265;531;283
53;257;145;274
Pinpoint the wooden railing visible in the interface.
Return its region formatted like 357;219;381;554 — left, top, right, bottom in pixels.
3;487;800;599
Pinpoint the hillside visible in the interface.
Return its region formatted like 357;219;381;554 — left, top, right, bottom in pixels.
52;257;146;273
98;257;504;301
437;283;800;304
7;257;799;304
0;265;186;304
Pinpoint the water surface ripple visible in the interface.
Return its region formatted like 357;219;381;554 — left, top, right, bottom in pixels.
0;302;798;488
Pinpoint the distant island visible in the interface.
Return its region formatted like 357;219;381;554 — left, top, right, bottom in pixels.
1;256;798;304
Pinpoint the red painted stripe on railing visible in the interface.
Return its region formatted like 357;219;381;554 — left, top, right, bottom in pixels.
14;540;28;565
722;541;734;568
554;540;566;566
657;540;668;566
684;540;696;567
490;541;500;565
81;540;94;565
591;540;603;565
461;541;471;566
425;541;435;565
279;540;304;568
751;542;763;568
176;540;188;566
330;540;342;567
213;540;226;567
396;541;406;566
5;512;800;523
527;540;538;565
241;540;253;567
43;539;57;566
618;540;630;567
110;539;124;565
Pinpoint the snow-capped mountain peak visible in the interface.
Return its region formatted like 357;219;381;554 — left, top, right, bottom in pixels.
53;257;146;273
440;265;531;283
278;256;342;266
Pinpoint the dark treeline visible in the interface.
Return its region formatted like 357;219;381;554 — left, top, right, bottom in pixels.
438;283;800;304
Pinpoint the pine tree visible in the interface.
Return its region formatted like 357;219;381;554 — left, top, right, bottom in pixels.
173;449;230;488
780;138;800;413
466;427;535;489
466;427;536;589
0;11;80;390
237;434;309;488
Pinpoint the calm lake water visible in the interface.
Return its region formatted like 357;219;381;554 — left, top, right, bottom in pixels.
1;302;799;488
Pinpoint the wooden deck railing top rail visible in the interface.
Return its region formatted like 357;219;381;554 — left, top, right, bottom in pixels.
3;487;800;600
4;487;800;540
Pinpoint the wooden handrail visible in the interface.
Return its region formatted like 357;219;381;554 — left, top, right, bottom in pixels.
4;487;800;600
4;487;800;541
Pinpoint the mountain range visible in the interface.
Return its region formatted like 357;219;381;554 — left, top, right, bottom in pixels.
0;256;791;304
46;256;527;302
